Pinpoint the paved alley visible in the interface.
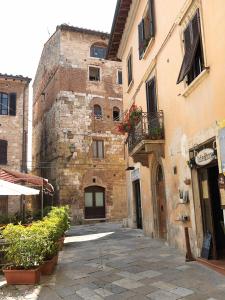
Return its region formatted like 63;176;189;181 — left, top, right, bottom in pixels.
1;223;225;299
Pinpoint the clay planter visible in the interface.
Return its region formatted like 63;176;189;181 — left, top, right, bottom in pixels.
53;253;59;265
3;267;40;285
40;257;55;275
57;236;65;251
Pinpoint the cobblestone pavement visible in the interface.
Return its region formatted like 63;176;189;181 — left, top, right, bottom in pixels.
1;223;225;299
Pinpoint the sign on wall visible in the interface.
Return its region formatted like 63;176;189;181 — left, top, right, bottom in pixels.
195;148;216;166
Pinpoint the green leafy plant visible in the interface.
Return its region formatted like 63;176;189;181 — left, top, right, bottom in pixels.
117;104;142;133
2;224;48;269
2;206;70;268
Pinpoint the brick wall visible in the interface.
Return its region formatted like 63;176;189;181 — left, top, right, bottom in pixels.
0;76;30;214
33;27;128;222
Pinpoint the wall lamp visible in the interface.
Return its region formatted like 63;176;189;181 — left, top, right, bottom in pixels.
125;166;135;171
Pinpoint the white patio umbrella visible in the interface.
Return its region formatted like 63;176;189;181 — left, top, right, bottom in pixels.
0;179;40;196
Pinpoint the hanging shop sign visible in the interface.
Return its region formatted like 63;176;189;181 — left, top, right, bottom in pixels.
195;148;216;166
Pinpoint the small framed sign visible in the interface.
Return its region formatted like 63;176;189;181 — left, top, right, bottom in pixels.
218;127;225;174
201;232;212;259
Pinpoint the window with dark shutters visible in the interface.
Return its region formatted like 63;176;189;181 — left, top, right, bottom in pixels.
127;54;133;86
138;0;155;59
0;140;8;165
9;93;16;116
177;9;205;85
146;77;157;113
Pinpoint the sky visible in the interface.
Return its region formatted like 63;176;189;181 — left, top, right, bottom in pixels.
0;0;117;79
0;0;117;168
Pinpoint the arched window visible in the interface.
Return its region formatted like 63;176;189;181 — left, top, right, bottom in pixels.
93;104;102;119
113;107;120;121
90;44;107;59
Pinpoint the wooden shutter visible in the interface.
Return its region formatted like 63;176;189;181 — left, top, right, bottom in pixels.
0;140;8;164
0;196;8;215
127;55;133;85
176;10;201;84
93;141;97;158
138;19;145;59
98;141;104;158
146;78;157;113
148;0;155;38
9;93;16;116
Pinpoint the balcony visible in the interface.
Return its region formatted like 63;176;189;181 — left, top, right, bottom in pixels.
127;111;165;166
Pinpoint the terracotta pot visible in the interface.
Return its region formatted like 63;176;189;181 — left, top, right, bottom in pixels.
40;256;56;275
3;267;40;285
57;236;65;251
53;253;59;265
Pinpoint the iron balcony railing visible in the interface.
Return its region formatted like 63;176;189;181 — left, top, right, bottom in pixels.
127;111;165;152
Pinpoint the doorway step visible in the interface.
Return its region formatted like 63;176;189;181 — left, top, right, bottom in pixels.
83;218;107;225
197;257;225;276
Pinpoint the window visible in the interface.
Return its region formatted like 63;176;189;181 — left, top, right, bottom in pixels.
138;0;155;59
146;77;157;113
117;70;123;85
113;107;120;121
90;45;107;59
0;140;8;164
93;140;104;159
177;9;205;85
89;66;100;81
93;104;102;119
127;53;133;86
0;93;16;116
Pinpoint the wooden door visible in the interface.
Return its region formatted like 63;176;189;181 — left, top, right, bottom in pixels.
198;168;217;258
156;165;167;239
133;180;142;229
84;186;105;219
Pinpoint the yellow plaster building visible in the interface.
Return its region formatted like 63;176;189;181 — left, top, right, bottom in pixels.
108;0;225;262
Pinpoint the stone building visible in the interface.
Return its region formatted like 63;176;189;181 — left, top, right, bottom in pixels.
33;25;127;223
0;73;31;214
108;0;225;265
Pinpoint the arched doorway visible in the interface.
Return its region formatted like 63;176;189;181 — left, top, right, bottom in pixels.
84;186;105;219
155;164;167;239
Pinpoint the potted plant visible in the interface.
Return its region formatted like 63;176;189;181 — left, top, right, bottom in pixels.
40;241;58;275
2;224;46;285
47;206;70;250
149;126;163;139
117;104;142;134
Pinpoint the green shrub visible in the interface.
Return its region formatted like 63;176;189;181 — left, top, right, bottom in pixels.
2;224;48;269
2;205;70;268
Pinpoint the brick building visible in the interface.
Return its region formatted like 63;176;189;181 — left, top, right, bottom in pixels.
33;25;127;223
0;73;31;214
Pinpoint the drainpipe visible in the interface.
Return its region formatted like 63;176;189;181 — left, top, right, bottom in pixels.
20;83;27;217
21;82;28;173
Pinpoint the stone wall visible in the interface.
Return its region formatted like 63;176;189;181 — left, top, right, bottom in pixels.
0;77;30;214
33;27;127;222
